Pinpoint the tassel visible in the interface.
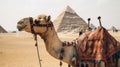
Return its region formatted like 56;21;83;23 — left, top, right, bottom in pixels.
60;61;62;67
86;64;88;67
81;63;84;67
35;42;37;47
68;64;71;67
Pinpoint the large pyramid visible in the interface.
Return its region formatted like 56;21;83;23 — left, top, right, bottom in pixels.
0;25;7;33
53;6;87;33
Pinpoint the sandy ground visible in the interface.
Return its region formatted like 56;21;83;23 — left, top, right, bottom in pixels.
0;31;120;67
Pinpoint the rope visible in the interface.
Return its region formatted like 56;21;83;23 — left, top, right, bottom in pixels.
29;17;42;67
34;34;42;67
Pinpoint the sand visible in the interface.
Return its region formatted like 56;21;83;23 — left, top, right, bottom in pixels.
0;31;120;67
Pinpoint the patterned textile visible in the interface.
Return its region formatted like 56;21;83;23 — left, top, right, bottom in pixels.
77;27;120;63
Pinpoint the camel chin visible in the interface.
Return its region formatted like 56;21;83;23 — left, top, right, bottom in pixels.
18;27;26;31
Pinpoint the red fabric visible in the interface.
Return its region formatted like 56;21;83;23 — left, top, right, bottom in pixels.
77;27;120;62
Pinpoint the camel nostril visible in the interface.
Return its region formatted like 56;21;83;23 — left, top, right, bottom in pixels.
17;24;22;30
17;24;21;28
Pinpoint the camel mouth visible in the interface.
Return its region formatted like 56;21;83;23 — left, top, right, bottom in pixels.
17;24;27;31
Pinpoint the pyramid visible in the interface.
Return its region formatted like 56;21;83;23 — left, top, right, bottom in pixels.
53;6;87;33
90;23;96;29
0;25;7;33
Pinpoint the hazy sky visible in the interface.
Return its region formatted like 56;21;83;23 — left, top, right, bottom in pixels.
0;0;120;31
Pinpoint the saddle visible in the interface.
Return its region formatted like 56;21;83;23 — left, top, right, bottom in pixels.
76;27;120;67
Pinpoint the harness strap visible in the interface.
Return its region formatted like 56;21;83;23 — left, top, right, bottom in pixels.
29;17;42;67
30;17;35;34
35;35;42;67
59;41;78;67
29;17;53;37
32;23;53;27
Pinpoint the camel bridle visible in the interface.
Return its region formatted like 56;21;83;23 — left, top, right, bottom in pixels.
29;17;53;35
29;17;53;67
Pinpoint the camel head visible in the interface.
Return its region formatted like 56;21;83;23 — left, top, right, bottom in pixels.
17;14;53;34
17;17;32;32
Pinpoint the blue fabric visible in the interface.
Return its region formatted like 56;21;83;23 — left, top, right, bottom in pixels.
112;51;120;58
97;60;101;64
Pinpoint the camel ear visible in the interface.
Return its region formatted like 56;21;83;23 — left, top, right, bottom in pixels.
46;15;51;22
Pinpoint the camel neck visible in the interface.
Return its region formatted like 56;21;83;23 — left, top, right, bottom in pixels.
38;28;62;58
38;28;75;65
40;28;61;45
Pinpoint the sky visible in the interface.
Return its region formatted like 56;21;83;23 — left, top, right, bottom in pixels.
0;0;120;31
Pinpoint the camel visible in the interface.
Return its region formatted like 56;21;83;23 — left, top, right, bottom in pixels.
17;14;77;67
17;14;120;67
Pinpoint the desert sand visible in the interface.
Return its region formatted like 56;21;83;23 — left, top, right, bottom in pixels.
0;31;120;67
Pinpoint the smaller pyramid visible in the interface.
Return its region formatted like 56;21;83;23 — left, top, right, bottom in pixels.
0;25;7;33
53;6;87;33
110;26;118;32
111;26;117;30
90;23;96;29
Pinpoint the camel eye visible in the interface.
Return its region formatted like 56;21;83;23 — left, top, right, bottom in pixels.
21;22;24;24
